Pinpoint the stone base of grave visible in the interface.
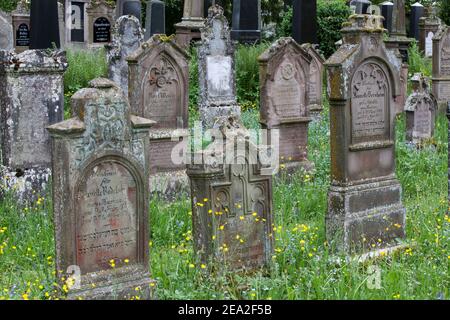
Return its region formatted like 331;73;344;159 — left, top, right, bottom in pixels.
431;78;450;113
66;266;155;300
326;178;406;255
308;104;324;120
175;19;205;48
200;105;241;129
329;243;410;265
150;170;190;200
0;166;51;204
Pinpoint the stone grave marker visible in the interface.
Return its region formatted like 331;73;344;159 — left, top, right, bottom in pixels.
47;78;155;300
292;0;318;45
187;116;274;270
175;0;205;48
384;0;412;63
64;0;90;47
12;1;30;53
409;2;424;41
419;5;441;57
380;1;393;33
231;0;261;44
0;11;14;51
198;5;240;129
404;73;437;146
86;0;114;47
107;15;144;96
349;0;371;14
29;0;61;49
0;49;67;202
259;37;314;174
127;35;190;198
302;43;325;118
432;25;450;111
325;14;406;255
144;0;165;40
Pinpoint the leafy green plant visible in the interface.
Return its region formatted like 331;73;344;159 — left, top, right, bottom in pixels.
408;41;432;77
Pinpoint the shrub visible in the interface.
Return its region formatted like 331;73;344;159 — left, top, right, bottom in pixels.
408;41;432;77
439;0;450;26
0;0;18;12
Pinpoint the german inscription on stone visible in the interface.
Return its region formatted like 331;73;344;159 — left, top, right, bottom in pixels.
413;101;432;138
16;23;30;46
93;17;111;43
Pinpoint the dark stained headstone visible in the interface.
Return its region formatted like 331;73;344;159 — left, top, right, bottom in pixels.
380;1;393;32
292;0;317;45
69;1;87;42
86;0;114;47
231;0;261;44
409;2;424;40
30;0;60;49
145;0;165;40
123;0;142;22
16;23;30;47
93;17;111;42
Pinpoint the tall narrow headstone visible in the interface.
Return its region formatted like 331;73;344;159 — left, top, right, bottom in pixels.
64;0;89;47
259;37;314;174
107;15;144;96
419;5;441;57
198;5;240;129
0;11;13;51
47;78;155;300
409;2;424;40
380;1;393;32
144;0;165;40
187;116;274;271
231;0;261;44
325;15;406;255
86;0;114;48
175;0;205;48
128;35;190;198
404;73;437;146
12;1;30;52
432;25;450;112
123;0;142;22
292;0;317;45
302;43;325;118
30;0;61;49
385;0;412;62
0;50;67;202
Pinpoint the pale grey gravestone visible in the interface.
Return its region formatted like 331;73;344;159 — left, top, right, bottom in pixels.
107;15;144;96
198;5;240;129
325;15;406;256
0;49;67;204
47;78;156;300
0;11;13;51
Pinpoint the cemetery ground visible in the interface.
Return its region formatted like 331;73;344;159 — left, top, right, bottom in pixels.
0;45;449;301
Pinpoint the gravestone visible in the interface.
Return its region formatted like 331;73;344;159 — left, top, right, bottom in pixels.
231;0;261;44
380;1;393;33
419;5;441;57
302;43;325;118
175;0;205;48
198;5;240;129
325;14;406;255
116;0;141;22
12;1;30;52
106;15;144;96
86;0;114;47
128;35;190;198
47;78;155;300
432;25;450;112
409;2;423;41
259;37;314;174
0;50;67;203
30;0;60;49
404;73;437;146
187;116;274;270
384;0;412;63
204;0;224;17
0;11;13;51
144;0;165;40
64;0;89;47
447;103;450;208
292;0;318;45
349;0;371;14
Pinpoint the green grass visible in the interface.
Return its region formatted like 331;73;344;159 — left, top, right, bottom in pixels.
0;94;448;300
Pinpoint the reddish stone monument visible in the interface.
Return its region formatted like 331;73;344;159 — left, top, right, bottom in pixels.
432;25;450;112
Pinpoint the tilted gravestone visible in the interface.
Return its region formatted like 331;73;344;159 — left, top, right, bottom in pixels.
0;11;14;51
187;116;274;270
128;35;190;198
432;25;450;112
86;0;114;48
302;43;325;118
404;73;437;146
419;5;441;58
259;37;314;174
0;49;67;203
198;5;240;129
107;15;144;96
47;78;156;300
325;15;406;255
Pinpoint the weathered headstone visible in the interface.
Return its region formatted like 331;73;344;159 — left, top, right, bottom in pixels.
349;0;371;14
292;0;318;45
231;0;261;44
433;25;450;112
107;15;144;96
12;1;30;53
86;0;114;47
0;11;13;51
409;2;424;41
64;0;89;47
380;1;393;33
198;5;240;129
187;116;274;270
128;35;190;198
384;0;412;63
29;0;61;49
175;0;205;48
144;0;165;40
302;43;325;118
404;73;437;146
47;78;155;300
0;50;67;202
259;37;314;174
58;1;66;48
325;15;406;255
419;5;441;57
